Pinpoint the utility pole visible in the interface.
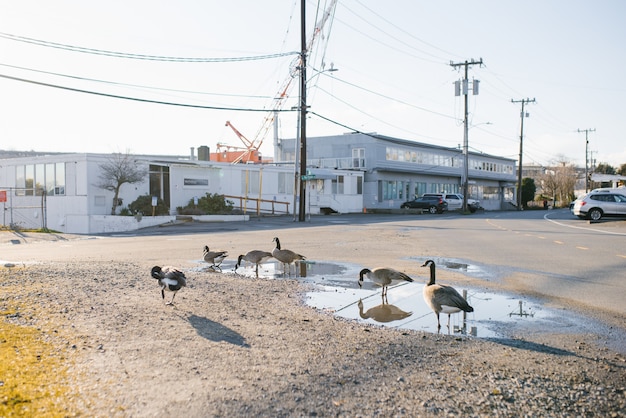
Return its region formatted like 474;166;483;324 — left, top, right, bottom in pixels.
577;128;595;192
511;98;536;210
450;59;483;212
298;0;308;222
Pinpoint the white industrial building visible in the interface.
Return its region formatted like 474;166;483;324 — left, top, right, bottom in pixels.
0;151;363;234
1;132;519;234
277;132;518;211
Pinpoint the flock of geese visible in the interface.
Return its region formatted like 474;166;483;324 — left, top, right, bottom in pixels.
150;236;474;331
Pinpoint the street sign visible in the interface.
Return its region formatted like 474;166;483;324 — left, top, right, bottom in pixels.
301;175;316;181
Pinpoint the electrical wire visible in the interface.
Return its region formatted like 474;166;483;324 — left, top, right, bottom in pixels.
0;72;291;112
0;31;299;62
0;62;275;100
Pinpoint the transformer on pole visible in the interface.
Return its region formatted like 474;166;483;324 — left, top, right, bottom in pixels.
450;59;483;212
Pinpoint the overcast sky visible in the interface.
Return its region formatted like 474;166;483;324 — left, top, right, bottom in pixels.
1;0;624;168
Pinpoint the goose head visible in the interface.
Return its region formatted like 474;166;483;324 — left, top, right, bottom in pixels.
150;266;163;279
420;260;436;285
272;237;281;249
235;254;244;269
203;245;210;253
358;268;371;288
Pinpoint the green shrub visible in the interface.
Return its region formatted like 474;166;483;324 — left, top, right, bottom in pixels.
178;193;234;215
128;195;170;216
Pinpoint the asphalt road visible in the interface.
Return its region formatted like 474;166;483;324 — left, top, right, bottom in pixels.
3;208;625;323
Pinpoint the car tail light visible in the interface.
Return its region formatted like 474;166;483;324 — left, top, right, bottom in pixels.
580;201;587;206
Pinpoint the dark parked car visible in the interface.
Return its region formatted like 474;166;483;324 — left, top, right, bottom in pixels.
400;196;448;214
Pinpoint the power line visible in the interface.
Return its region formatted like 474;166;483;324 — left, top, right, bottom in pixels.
0;62;274;100
0;31;298;62
0;73;290;112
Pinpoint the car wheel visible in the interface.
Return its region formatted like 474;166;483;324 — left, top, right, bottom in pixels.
428;206;438;214
469;206;477;213
588;208;603;221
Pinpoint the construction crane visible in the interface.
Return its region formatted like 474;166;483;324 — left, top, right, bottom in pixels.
222;0;338;164
213;121;262;164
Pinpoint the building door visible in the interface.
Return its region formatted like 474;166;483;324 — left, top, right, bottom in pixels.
149;165;170;210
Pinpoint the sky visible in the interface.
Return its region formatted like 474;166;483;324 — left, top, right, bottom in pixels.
0;0;624;169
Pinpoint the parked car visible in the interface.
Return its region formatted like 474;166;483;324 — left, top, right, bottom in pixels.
400;196;448;214
572;190;626;221
423;193;481;212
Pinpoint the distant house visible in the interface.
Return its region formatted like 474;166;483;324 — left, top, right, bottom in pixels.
277;132;517;211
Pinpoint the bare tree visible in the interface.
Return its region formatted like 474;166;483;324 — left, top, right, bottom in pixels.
541;156;577;206
97;152;147;215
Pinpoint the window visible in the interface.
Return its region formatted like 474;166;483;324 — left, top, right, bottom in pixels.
35;164;45;196
357;176;363;195
25;165;34;196
414;182;427;198
149;165;170;207
352;148;365;168
382;180;399;200
242;170;260;194
332;175;344;194
483;186;500;200
278;172;294;194
15;163;66;196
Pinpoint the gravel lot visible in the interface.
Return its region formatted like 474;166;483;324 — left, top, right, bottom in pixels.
1;224;625;417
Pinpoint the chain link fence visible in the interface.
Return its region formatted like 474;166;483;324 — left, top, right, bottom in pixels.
0;187;47;231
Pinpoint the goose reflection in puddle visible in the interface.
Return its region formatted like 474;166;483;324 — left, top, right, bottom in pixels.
357;299;413;323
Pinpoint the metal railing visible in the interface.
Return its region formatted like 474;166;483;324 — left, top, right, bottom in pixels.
223;195;290;216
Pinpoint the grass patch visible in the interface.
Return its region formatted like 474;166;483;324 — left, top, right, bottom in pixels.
0;271;79;417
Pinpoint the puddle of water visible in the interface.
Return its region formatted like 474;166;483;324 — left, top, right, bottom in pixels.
306;283;549;338
191;257;576;340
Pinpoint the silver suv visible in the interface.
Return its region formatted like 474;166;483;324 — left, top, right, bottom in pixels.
572;189;626;221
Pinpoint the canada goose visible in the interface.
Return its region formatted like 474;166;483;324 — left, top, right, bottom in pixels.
271;237;305;275
203;245;228;271
235;250;273;275
150;266;187;305
357;299;413;323
358;267;413;300
421;260;474;329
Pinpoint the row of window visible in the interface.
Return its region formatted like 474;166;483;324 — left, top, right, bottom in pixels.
379;180;510;202
381;181;461;201
245;172;363;196
15;163;66;196
385;146;514;175
386;147;459;167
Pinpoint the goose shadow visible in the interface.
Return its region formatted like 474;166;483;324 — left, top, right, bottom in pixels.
487;337;574;356
188;314;250;348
